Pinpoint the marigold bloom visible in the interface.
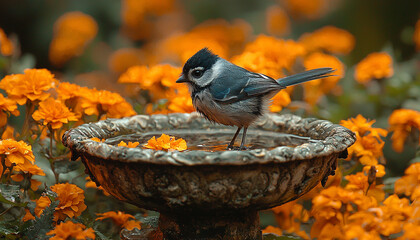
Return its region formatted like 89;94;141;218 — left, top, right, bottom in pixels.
262;225;282;236
118;141;140;148
271;201;309;239
0;94;19;128
0;28;14;56
11;160;46;191
49;11;98;66
414;19;420;51
50;183;87;221
32;98;78;129
22;195;52;221
284;0;327;19
299;26;355;55
394;162;420;198
388;109;420;152
345;172;385;202
269;91;291;112
343;224;381;240
0;139;35;167
96;211;141;230
397;223;420;240
47;221;95;240
303;52;345;105
232;51;285;80
238;35;306;74
162;19;251;63
340;115;387;165
354;52;394;84
0;69;58;105
167;95;195;113
362;164;386;178
108;48;146;74
56;82;81;101
266;6;290;36
144;134;187;151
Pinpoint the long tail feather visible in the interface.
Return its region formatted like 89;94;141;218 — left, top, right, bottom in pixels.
277;67;335;88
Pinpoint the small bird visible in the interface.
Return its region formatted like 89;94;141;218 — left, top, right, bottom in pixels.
176;48;334;150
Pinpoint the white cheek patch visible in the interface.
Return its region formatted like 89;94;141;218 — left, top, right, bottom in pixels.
194;59;224;87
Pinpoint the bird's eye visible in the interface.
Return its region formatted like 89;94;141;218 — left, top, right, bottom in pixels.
191;69;204;78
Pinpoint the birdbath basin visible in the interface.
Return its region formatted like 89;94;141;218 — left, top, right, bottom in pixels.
62;113;355;239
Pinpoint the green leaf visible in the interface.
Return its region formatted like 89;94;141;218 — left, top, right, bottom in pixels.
0;184;26;207
21;199;59;240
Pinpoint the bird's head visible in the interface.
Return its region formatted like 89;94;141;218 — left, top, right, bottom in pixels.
176;48;220;88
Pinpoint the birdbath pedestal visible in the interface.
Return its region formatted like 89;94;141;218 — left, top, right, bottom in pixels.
62;113;355;239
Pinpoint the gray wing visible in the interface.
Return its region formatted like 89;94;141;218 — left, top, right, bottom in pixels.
208;64;282;103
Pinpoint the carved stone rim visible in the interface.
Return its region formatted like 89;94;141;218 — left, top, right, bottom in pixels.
62;113;356;166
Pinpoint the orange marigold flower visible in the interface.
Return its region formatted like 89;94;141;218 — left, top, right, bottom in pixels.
56;82;81;101
269;91;291;112
167;95;195;113
310;186;377;239
284;0;327;20
299;26;355;54
345;172;385;202
262;225;283;236
397;223;420;240
108;48;146;74
388;109;420;152
363;164;386;178
50;183;87;221
0;69;58;105
0;139;35;167
32;98;78;129
377;195;412;236
340;115;387;166
0;93;19;128
414;19;420;51
0;28;14;56
343;224;381;240
354;52;394;84
266;6;290;36
271;201;309;239
11;160;46;191
23;195;52;221
118;141;140;148
237;35;306;74
144;134;187;151
341;115;388;139
394;162;420;198
303;52;345;105
47;221;95;240
49;11;98;67
96;211;141;230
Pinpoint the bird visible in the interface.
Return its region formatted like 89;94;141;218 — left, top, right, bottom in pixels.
176;48;334;150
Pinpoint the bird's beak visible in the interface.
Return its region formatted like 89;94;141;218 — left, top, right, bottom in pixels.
176;75;188;83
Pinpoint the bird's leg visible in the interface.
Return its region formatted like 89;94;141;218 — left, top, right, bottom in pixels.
227;127;242;150
239;127;248;150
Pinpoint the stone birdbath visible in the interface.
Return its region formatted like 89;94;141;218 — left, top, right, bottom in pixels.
62;113;355;239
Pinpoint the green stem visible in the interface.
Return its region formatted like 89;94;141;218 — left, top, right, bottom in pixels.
48;125;59;184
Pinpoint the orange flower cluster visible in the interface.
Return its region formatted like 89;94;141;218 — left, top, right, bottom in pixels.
388;109;420;152
354;52;394;84
117;141;140;148
49;11;98;67
303;52;345;105
47;221;95;240
57;82;136;119
266;6;290;37
50;183;87;221
0;28;14;56
0;93;19;128
119;64;194;114
32;98;78;129
395;162;420;200
340;115;387;165
0;139;45;191
121;0;176;40
162;19;251;63
108;48;147;74
0;68;58;105
22;195;52;221
271;201;310;239
96;211;141;230
299;26;355;55
143;134;187;151
232;35;305;78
